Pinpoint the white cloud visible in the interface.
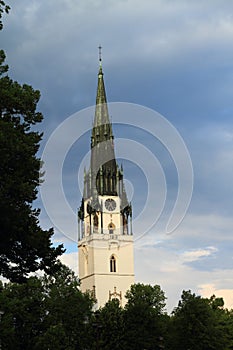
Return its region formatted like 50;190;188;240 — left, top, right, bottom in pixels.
180;246;218;263
198;284;233;309
135;243;233;313
60;252;79;275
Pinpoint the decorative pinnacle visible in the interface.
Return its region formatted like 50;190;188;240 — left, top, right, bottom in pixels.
98;45;102;63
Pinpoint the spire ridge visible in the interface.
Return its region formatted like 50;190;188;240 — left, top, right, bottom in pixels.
94;49;109;127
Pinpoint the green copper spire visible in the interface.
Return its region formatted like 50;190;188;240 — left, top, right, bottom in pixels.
95;63;107;114
78;49;131;220
92;50;113;141
89;51;117;196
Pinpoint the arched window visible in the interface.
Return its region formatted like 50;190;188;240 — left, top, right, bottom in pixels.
93;214;98;233
123;214;128;235
110;255;116;272
108;222;115;235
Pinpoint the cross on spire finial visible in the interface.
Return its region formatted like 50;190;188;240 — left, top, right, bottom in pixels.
98;45;102;62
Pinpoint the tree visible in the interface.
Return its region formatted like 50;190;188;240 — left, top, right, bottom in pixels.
123;283;167;350
0;265;94;349
34;264;94;350
169;290;231;350
225;309;233;349
0;277;45;349
0;49;64;282
90;299;125;350
208;295;233;349
0;1;10;30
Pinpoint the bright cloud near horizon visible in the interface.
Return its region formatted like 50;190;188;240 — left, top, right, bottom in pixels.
1;0;233;312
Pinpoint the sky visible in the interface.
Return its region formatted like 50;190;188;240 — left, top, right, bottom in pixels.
1;0;233;312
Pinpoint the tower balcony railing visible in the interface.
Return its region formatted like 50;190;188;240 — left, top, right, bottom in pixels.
78;231;133;244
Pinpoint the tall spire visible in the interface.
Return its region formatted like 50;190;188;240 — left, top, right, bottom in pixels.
91;47;114;148
88;47;117;197
94;46;111;129
78;48;130;217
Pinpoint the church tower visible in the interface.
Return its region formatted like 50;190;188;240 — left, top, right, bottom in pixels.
78;53;134;307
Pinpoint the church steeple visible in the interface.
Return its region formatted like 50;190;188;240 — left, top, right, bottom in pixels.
78;48;132;210
89;53;118;198
77;50;134;308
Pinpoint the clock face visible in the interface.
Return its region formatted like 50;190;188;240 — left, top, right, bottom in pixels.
105;198;116;211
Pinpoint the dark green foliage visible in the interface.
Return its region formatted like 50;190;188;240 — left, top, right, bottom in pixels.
125;283;166;313
168;290;233;350
35;264;93;349
0;277;46;349
0;264;94;350
0;1;10;30
123;283;167;350
1;280;233;349
208;295;233;349
90;299;125;350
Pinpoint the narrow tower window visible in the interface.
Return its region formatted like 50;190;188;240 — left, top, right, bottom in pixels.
123;214;128;235
110;255;116;272
93;214;98;233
